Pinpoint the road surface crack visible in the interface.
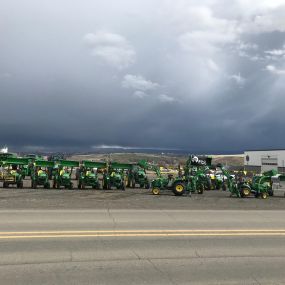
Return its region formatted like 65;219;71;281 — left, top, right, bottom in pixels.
147;258;177;285
107;208;117;230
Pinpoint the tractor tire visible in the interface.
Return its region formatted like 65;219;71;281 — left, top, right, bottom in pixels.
172;182;186;196
205;178;211;190
45;182;50;189
69;183;73;190
78;183;81;189
261;192;268;199
131;180;136;188
33;182;37;189
3;182;7;188
81;183;85;190
121;182;125;191
152;187;160;195
222;184;227;191
240;187;251;198
197;184;204;194
17;181;23;189
145;181;150;189
92;184;99;190
268;189;274;196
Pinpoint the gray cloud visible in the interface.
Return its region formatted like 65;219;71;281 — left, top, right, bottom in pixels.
1;0;285;153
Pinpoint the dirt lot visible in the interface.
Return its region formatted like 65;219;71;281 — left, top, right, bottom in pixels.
0;179;284;210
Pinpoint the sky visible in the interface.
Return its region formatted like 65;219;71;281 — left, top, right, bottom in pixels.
1;0;285;153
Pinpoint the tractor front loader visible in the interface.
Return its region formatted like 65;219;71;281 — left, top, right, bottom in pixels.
0;157;29;188
53;160;79;189
136;160;171;195
78;161;106;189
249;170;280;198
31;160;54;189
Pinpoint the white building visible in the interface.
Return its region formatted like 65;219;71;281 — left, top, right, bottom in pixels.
244;149;285;173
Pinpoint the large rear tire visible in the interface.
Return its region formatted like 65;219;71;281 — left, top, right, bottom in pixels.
240;186;251;198
261;192;268;199
172;182;186;196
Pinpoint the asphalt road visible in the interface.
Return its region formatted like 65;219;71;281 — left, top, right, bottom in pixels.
0;209;285;284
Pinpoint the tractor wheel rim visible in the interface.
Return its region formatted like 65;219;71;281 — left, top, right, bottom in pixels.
152;188;159;195
244;189;250;195
176;185;184;192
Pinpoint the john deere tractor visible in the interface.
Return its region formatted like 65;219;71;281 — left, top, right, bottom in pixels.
134;160;171;194
78;161;106;189
168;155;212;196
151;155;212;196
248;170;279;198
53;160;79;189
217;164;269;199
127;161;151;189
0;157;28;188
31;160;53;189
102;162;132;190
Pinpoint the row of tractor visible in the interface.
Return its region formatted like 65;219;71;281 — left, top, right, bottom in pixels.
0;153;150;191
0;152;284;199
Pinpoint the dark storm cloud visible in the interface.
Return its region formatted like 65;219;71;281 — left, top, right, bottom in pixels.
1;0;285;153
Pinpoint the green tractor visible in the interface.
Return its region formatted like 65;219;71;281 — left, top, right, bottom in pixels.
134;160;170;194
78;161;106;189
127;161;151;189
151;155;212;196
31;160;54;189
248;170;280;198
0;157;29;188
169;155;212;196
218;164;269;199
102;162;132;190
53;160;79;189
